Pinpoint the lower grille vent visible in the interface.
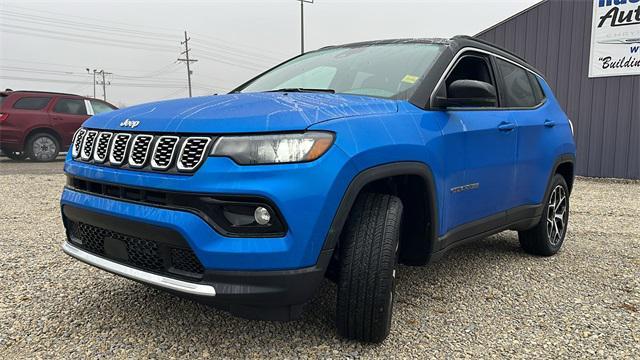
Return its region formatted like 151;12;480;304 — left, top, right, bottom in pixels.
68;221;204;279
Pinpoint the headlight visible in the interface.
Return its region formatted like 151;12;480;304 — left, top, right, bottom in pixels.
210;132;334;165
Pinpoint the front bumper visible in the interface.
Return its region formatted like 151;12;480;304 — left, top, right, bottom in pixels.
61;204;331;320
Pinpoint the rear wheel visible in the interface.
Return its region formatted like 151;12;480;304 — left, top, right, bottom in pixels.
336;193;403;343
27;133;60;162
518;174;569;256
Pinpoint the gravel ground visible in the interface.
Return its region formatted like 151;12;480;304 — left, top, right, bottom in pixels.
0;155;65;175
0;171;638;359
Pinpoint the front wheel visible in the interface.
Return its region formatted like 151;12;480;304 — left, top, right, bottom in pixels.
336;193;403;343
27;133;60;162
518;174;570;256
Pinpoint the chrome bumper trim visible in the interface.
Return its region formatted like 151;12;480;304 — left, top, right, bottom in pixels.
62;241;216;297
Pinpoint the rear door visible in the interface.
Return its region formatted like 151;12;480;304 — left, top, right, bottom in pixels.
7;95;54;145
493;58;551;208
439;53;518;233
49;97;90;147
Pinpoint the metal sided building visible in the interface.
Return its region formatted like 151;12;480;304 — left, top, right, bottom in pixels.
477;0;640;180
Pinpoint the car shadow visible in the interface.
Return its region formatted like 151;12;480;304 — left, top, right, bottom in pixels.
65;232;529;351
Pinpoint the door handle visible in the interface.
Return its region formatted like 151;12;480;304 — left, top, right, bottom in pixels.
498;122;516;132
544;119;556;128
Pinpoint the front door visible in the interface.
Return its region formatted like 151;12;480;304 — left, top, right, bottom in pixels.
438;53;518;234
49;97;90;147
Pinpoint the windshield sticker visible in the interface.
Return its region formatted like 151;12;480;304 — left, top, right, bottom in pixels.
401;75;419;84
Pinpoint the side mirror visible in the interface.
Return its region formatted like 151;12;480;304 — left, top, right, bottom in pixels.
434;79;497;108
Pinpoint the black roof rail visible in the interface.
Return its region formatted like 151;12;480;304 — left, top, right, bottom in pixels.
451;35;544;76
452;35;530;64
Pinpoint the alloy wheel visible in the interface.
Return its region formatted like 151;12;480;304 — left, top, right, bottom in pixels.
32;137;57;161
546;185;567;246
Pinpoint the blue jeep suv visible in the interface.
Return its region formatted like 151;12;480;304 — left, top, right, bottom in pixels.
61;36;576;343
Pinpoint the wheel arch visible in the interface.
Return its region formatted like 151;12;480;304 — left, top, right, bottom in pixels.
551;154;576;195
25;127;63;148
322;162;439;265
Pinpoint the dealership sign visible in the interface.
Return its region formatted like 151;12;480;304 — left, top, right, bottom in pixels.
589;0;640;78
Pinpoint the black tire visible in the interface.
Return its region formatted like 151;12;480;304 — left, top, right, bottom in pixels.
27;133;60;162
336;193;403;343
518;174;570;256
4;151;28;161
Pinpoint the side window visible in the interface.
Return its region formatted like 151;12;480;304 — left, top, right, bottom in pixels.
527;72;546;103
443;55;497;107
495;58;537;108
446;55;495;89
53;98;87;115
13;97;52;110
90;99;116;114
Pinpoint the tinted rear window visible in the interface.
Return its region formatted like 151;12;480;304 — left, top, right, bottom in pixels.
495;58;537;108
13;97;52;110
527;72;546;103
53;98;87;115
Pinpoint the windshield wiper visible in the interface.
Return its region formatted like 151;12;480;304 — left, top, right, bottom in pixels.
266;88;336;94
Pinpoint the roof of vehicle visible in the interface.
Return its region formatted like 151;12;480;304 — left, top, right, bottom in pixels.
0;89;89;98
319;35;543;77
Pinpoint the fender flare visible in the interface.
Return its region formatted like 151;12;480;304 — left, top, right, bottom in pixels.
322;161;439;252
547;153;576;196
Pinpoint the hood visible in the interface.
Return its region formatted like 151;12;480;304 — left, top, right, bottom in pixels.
84;92;398;133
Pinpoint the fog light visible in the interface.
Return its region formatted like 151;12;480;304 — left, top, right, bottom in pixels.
254;206;271;225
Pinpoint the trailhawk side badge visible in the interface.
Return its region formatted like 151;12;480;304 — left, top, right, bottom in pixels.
451;183;480;193
119;119;140;129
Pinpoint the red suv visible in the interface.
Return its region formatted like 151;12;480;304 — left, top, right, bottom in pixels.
0;90;117;162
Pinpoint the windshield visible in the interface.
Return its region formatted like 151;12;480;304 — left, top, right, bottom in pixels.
238;43;444;99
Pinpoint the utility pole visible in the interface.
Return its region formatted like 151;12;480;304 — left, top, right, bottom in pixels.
297;0;314;54
86;68;97;98
178;31;198;98
95;70;112;101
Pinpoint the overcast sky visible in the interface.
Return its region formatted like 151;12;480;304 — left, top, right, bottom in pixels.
0;0;539;107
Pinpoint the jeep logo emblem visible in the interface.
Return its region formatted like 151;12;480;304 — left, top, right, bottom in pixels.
119;119;140;129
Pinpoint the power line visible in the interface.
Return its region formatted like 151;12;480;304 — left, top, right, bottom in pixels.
1;6;290;60
3;4;185;36
0;75;195;88
0;24;178;53
0;8;179;41
1;28;178;54
0;65;214;90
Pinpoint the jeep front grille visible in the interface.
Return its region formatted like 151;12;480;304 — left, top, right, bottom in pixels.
80;130;98;161
109;133;131;166
93;132;113;163
151;136;179;170
177;137;211;171
128;134;153;168
73;130;212;174
71;128;87;158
